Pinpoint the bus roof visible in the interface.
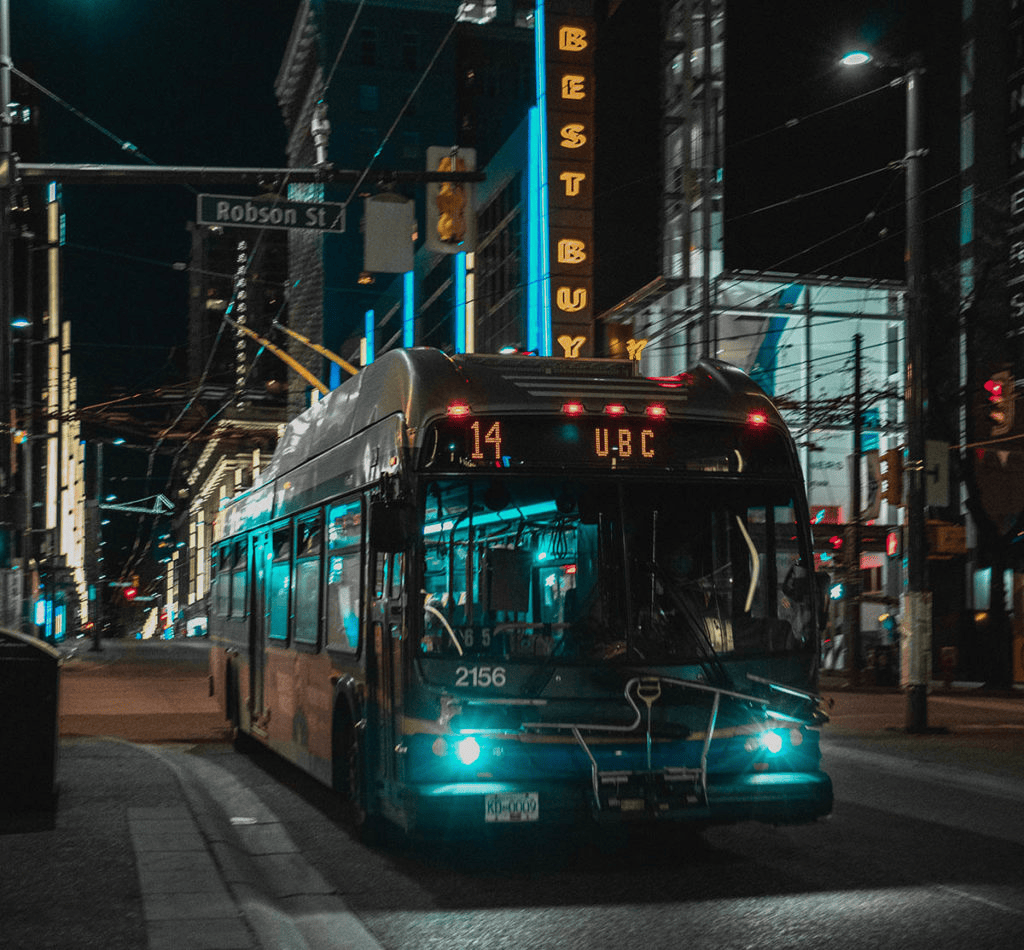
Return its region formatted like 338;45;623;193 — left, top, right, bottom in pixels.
255;348;784;488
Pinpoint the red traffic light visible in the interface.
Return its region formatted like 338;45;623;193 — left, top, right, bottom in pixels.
984;378;1003;401
123;586;138;601
827;534;844;551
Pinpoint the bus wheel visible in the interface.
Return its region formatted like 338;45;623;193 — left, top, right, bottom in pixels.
334;713;379;843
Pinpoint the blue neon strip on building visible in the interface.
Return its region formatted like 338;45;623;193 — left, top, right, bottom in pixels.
403;271;415;348
454;254;467;353
529;0;552;356
364;309;375;364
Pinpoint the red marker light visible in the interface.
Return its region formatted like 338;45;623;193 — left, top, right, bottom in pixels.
747;411;769;427
645;404;668;419
123;587;138;601
604;404;627;416
561;401;585;416
446;401;472;418
985;379;1003;401
648;373;694;388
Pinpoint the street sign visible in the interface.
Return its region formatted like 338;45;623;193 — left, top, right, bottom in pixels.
197;194;345;232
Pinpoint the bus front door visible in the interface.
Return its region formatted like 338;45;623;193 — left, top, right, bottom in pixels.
249;530;270;729
369;553;405;797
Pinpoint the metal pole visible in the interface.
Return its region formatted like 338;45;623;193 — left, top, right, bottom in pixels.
700;0;714;358
846;334;863;686
1;0;14;564
903;63;931;731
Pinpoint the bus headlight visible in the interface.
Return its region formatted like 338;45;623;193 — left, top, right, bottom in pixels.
744;731;784;755
455;737;481;765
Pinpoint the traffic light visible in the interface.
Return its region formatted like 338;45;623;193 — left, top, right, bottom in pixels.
880;447;904;507
983;370;1014;437
425;146;476;253
823;532;845;569
123;586;138;601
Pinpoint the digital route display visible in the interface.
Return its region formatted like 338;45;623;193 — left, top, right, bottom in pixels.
423;416;792;475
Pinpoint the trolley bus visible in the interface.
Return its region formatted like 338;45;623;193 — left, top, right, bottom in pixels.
208;348;833;838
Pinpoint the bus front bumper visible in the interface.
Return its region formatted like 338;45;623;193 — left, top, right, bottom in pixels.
390;770;833;835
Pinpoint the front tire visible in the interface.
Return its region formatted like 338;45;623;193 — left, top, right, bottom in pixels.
333;711;382;843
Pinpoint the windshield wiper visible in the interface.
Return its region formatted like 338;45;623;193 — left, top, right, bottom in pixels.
644;559;733;689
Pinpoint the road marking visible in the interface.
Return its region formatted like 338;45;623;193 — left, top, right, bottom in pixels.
822;741;1024;803
937;885;1024;918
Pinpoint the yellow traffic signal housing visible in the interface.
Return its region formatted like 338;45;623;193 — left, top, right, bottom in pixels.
425;146;476;254
880;447;904;507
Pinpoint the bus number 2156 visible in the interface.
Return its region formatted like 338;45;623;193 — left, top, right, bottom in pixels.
455;666;507;688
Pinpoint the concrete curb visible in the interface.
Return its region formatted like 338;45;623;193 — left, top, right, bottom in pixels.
139;744;384;950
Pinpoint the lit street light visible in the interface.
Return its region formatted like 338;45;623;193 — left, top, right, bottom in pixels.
842;49;930;732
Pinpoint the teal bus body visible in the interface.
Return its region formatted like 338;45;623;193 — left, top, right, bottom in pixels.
208;349;833;837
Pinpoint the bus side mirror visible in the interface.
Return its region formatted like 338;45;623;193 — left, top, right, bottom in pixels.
370;500;416;552
814;572;831;630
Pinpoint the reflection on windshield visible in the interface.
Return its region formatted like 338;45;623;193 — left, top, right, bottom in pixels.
418;477;813;667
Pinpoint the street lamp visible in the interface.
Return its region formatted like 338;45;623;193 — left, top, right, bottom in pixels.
842;49;930;732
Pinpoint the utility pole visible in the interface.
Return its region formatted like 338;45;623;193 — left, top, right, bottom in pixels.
1;0;14;575
846;334;863;686
903;62;930;732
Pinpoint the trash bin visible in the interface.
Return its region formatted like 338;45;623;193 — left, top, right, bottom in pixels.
0;629;61;810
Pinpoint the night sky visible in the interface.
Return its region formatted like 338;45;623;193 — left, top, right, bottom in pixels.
725;0;957;282
10;0;296;406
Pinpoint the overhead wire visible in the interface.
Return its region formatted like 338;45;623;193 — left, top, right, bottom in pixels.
342;17;459;208
10;63;159;165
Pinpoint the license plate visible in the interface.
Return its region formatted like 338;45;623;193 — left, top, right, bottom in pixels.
484;791;539;823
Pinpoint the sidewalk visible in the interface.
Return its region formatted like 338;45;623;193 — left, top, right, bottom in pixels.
2;737;254;950
2;638;255;950
2;638;381;950
819;673;1024;781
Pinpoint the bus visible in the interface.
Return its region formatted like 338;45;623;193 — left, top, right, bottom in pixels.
208;348;833;838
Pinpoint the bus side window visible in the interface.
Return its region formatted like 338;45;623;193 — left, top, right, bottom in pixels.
293;514;323;646
327;499;362;652
212;546;229;619
231;539;248;618
268;525;292;641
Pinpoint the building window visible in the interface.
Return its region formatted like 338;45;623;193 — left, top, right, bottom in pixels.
402;32;419;71
960;184;974;247
475;175;524;353
359;27;377;67
358;85;379;113
401;130;420;160
960;112;974;172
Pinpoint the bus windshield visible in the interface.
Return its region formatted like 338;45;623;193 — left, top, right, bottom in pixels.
418;476;814;669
